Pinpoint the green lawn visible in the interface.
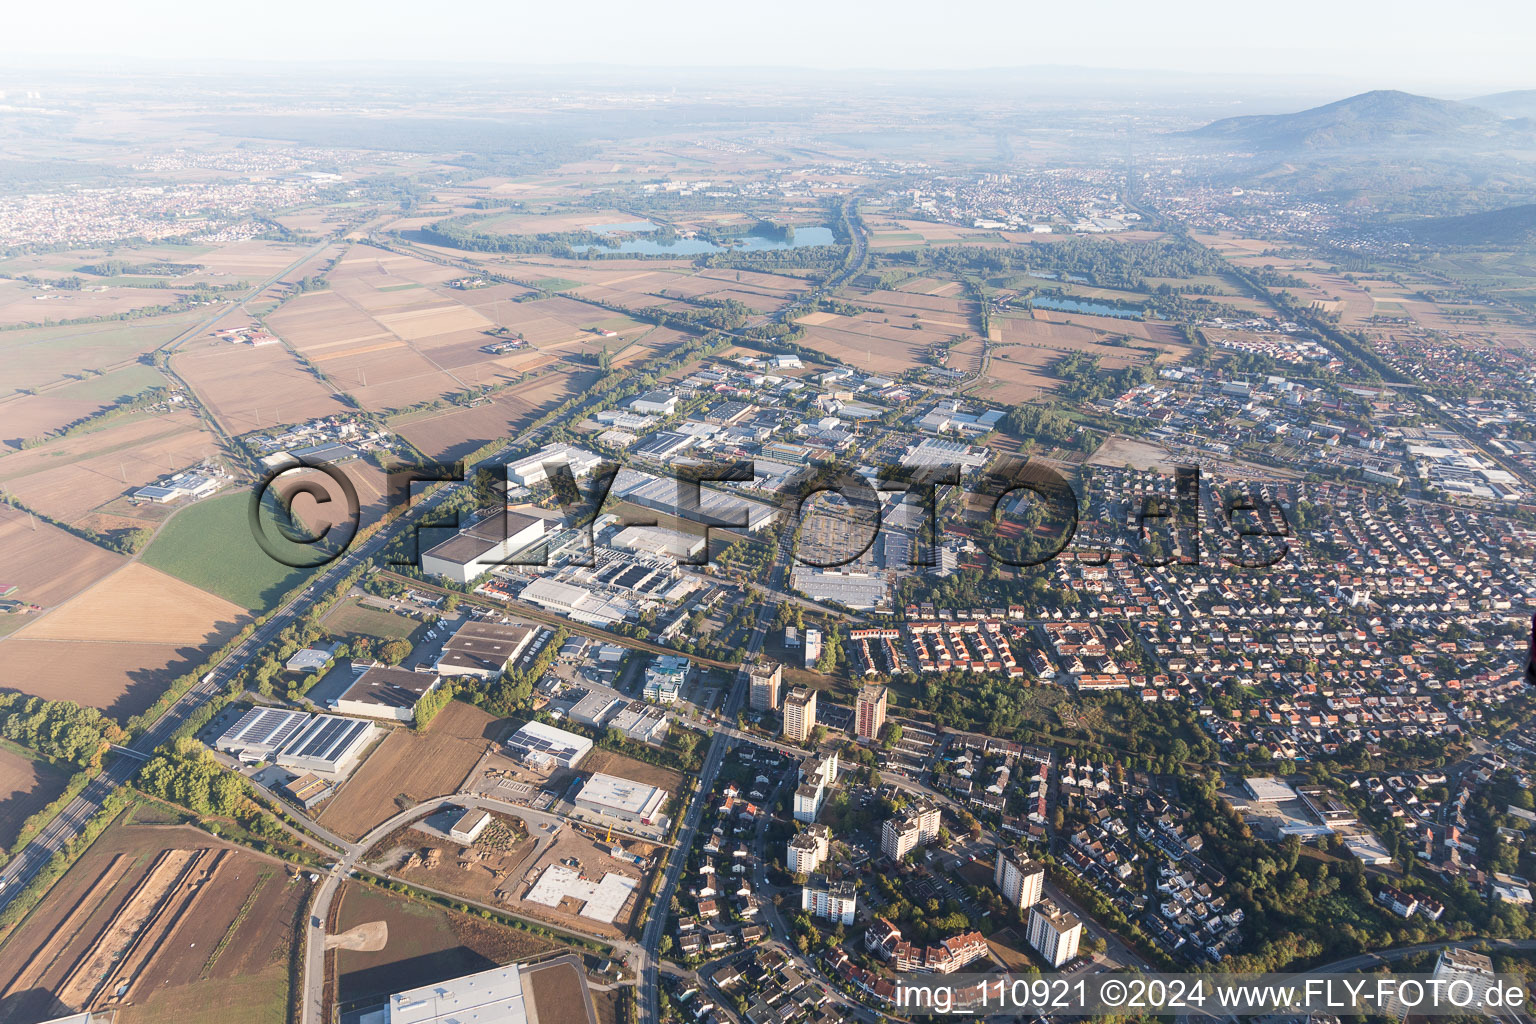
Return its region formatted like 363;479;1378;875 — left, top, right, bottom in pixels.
141;492;317;612
324;600;421;641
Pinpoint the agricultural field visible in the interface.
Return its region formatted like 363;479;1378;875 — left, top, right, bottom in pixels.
0;408;220;523
0;815;310;1024
0;312;204;397
393;370;600;461
0;505;126;609
170;334;347;436
3;562;246;719
332;882;562;1012
318;701;501;841
0;744;73;853
140;492;317;612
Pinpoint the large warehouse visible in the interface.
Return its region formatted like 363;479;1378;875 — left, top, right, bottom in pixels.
421;509;546;585
506;443;604;488
505;720;592;769
334;665;442;722
435;620;538;679
574;772;669;827
275;715;377;775
215;707;311;761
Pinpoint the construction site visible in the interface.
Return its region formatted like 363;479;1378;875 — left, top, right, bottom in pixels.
365;806;659;941
0;820;309;1024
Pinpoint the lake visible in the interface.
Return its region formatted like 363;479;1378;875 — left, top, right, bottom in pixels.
1030;294;1153;320
573;225;836;256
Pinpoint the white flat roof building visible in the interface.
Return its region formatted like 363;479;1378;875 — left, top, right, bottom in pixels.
367;963;529;1024
507;443;604;488
506;720;592;768
274;715;377;776
574;772;668;826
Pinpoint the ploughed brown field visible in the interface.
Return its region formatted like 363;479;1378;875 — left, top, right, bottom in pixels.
318;701;500;841
171;335;349;436
0;815;310;1024
0;506;126;609
0;409;219;523
0;745;73;852
2;563;246;719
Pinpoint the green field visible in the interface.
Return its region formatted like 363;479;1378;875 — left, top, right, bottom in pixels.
324;599;422;640
49;363;168;403
378;282;421;292
141;492;317;612
0;312;203;395
532;277;580;291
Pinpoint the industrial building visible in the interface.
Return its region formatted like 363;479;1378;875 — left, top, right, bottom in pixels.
449;808;492;844
607;701;670;744
611;467;778;533
505;720;592;769
611;525;706;561
334;666;442;722
519;577;634;626
421;509;546;584
506;443;604;488
359;955;595;1024
435;620;538;679
274;715;377;776
215;707;311;761
630;390;678;415
573;772;669;827
282;773;334;809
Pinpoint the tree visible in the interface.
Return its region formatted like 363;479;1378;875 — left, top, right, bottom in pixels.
380;638;412;665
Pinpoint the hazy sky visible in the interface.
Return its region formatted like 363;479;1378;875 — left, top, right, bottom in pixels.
7;0;1534;95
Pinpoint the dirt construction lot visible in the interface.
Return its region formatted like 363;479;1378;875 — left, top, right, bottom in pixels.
0;815;309;1024
318;701;502;840
333;882;562;1011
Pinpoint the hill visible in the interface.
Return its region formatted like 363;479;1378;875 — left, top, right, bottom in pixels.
1401;202;1536;247
1466;90;1536;119
1185;90;1509;151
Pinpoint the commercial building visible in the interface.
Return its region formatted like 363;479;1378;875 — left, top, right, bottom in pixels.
607;701;670;744
421;510;546;585
747;657;782;711
449;808;493;844
274;715;377;776
1243;776;1299;803
881;801;942;861
506;720;593;769
801;876;857;925
782;686;818;743
335;666;443;723
787;824;832;875
574;772;669;827
215;707;311;761
1027;898;1083;968
643;655;689;704
281;773;334;810
611;467;778;533
506;443;603;488
435;620;538;679
794;751;838;823
994;850;1044;909
855;684;887;741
